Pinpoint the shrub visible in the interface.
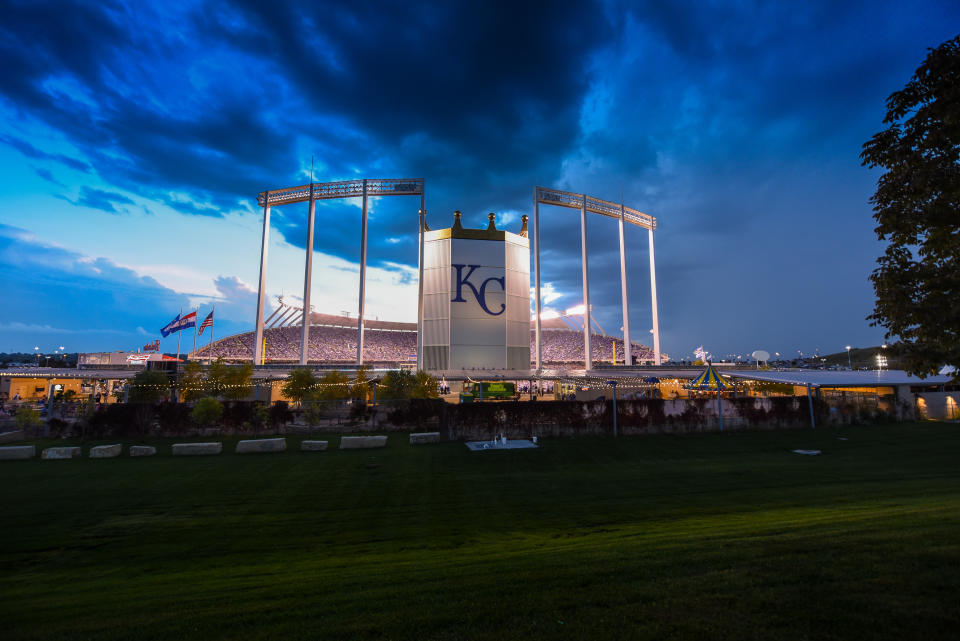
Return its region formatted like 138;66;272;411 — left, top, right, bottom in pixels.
14;407;42;431
191;397;223;427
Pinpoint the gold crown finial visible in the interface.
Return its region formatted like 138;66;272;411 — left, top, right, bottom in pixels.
452;210;463;231
519;215;529;237
487;212;497;231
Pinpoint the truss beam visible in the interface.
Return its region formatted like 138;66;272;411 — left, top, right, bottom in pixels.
257;178;424;207
535;187;656;230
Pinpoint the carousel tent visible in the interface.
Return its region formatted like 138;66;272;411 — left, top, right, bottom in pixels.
688;362;733;390
687;362;733;429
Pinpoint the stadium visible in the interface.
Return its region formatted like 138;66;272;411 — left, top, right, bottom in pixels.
192;310;661;368
228;179;666;377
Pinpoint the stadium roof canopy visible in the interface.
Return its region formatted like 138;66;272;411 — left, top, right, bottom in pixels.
724;369;955;388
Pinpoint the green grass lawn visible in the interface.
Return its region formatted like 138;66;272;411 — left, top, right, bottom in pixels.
1;424;959;640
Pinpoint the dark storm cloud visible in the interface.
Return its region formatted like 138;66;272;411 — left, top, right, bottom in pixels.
0;0;608;233
226;0;606;168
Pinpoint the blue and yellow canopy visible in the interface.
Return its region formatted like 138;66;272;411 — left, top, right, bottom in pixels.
687;362;733;390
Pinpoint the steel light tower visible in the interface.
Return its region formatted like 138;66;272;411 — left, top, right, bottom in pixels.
532;187;659;371
254;179;425;367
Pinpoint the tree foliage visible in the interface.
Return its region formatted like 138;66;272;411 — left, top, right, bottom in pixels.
861;35;960;376
378;370;439;400
127;370;169;403
314;370;351;401
191;397;223;426
351;365;370;401
222;363;254;401
180;361;206;402
181;359;254;401
282;368;317;405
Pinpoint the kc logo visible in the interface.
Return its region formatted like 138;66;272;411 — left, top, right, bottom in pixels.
451;264;505;316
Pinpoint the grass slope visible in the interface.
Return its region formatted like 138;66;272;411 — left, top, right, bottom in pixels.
1;424;959;640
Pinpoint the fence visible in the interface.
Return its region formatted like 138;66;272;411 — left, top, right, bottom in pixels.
10;393;907;441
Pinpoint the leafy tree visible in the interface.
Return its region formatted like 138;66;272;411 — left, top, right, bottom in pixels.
378;369;415;399
127;370;169;403
282;368;317;406
351;365;370;402
180;361;206;402
379;370;439;399
861;35;960;375
206;358;229;397
222;363;254;401
191;397;223;426
412;370;439;398
316;370;351;401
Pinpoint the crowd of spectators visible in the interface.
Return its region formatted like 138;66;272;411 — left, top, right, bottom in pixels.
537;330;654;364
195;326;654;366
195;326;417;363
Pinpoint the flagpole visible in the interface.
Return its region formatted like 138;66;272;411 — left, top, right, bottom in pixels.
176;307;182;362
210;305;214;348
192;306;198;354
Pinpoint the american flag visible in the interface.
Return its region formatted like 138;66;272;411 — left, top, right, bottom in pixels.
198;310;214;335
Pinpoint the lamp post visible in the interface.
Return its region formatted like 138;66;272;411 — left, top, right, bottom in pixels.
606;380;618;437
845;345;852;370
34;346;40;367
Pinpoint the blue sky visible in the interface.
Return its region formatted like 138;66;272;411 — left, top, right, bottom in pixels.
0;1;957;360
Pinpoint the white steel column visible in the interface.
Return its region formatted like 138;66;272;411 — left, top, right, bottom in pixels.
357;179;368;364
580;194;592;370
648;227;661;365
533;188;543;371
299;182;316;365
416;194;426;371
618;202;631;366
252;194;271;365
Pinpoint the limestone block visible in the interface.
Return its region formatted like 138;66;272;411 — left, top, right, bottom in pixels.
0;430;25;444
171;442;222;456
300;440;328;451
129;445;157;457
340;435;387;449
0;445;35;460
89;444;122;458
42;446;81;460
409;432;440;445
235;438;286;454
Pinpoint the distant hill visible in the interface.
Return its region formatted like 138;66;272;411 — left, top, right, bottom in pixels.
815;345;900;370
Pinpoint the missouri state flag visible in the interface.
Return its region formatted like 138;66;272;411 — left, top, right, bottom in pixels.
198;310;214;336
160;311;197;337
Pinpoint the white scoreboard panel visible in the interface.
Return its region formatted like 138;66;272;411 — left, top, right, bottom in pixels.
421;216;530;371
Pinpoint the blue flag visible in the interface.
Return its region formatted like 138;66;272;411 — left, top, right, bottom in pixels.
160;313;181;338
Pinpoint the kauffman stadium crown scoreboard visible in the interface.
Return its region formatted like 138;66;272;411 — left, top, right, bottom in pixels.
421;212;531;370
